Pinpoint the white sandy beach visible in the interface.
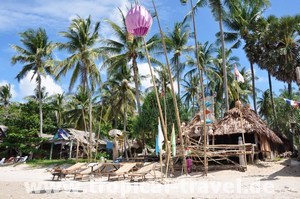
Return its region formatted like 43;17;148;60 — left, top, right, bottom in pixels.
0;159;299;199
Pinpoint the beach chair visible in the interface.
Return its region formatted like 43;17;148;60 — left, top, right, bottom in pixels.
62;162;87;175
13;156;28;167
51;162;86;180
74;163;104;181
108;162;137;181
0;158;5;165
128;162;158;181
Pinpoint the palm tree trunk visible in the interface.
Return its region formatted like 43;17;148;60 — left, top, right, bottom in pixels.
268;72;278;131
176;63;181;96
132;57;144;149
123;98;129;160
219;13;229;111
89;101;93;161
95;105;103;161
288;83;292;98
132;58;141;114
250;61;257;113
82;107;89;159
37;74;43;137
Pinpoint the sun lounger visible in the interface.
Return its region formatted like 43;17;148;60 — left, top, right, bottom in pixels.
62;162;87;175
108;163;136;181
51;162;86;180
74;163;104;180
0;158;5;165
128;162;158;181
13;156;28;167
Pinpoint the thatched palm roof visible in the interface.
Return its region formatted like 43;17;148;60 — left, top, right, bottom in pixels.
182;106;282;144
212;107;282;144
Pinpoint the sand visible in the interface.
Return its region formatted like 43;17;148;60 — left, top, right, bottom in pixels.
0;158;299;199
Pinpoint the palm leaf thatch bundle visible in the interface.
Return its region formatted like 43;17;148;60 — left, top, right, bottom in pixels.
212;106;282;144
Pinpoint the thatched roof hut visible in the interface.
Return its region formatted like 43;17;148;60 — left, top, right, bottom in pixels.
212;106;282;144
182;105;284;159
182;106;282;144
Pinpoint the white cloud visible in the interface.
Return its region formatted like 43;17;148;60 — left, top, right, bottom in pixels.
256;76;268;83
138;62;154;90
19;71;63;99
0;80;17;99
137;62;178;94
0;0;130;33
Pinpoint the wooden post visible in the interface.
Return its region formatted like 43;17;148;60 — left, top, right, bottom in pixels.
159;151;163;181
76;139;79;161
69;139;73;159
59;144;63;159
49;142;53;160
238;137;246;167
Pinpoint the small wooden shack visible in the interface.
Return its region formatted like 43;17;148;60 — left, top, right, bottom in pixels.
183;105;283;160
47;128;107;160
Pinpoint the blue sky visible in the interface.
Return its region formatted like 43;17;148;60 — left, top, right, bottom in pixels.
0;0;299;103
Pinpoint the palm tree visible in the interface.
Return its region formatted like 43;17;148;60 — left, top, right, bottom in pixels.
233;67;255;104
165;22;193;96
257;89;273;124
145;65;171;95
206;47;241;117
271;16;300;96
181;73;200;115
185;41;216;77
114;78;136;159
56;15;102;160
0;84;12;107
65;86;90;130
24;86;49;103
101;9;160;115
11;28;55;136
56;15;101;92
253;15;300;130
188;0;229;110
103;64;136;127
102;63;136;158
223;0;270;113
50;93;68;128
207;0;229;110
0;84;12;119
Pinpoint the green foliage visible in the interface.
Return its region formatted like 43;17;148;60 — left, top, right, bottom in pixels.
274;89;300;137
27;159;83;167
0;102;56;156
134;91;186;147
94;121;112;138
94;151;109;160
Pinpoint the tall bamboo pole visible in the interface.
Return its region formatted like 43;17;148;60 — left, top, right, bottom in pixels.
190;0;208;175
152;0;187;175
142;38;171;178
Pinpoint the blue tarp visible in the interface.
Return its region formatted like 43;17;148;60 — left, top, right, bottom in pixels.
106;141;114;149
53;129;70;140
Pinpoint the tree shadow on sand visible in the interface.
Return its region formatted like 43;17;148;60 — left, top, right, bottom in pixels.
260;159;300;181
